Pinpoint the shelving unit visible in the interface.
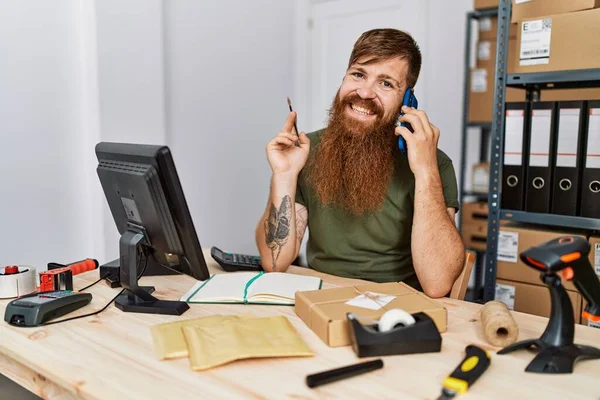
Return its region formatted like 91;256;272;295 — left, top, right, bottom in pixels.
459;7;498;211
483;0;600;302
459;7;498;302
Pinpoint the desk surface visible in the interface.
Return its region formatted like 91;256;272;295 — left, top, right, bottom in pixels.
2;249;600;400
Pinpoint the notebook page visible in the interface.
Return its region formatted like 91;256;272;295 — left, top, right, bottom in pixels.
248;273;321;301
183;272;259;302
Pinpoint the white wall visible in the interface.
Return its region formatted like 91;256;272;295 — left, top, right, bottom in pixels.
423;0;474;190
95;0;169;261
164;1;295;255
0;1;98;269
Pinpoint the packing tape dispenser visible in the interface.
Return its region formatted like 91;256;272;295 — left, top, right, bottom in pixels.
347;308;442;358
0;266;37;299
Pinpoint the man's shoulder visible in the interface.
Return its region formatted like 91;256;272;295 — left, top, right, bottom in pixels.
436;149;454;167
306;129;325;142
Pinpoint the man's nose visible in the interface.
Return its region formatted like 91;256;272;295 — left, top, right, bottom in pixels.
356;84;376;99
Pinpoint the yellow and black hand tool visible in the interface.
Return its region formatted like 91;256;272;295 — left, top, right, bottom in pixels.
437;345;491;399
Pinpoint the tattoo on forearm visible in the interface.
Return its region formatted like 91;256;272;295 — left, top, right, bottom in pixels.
264;195;292;271
296;206;308;246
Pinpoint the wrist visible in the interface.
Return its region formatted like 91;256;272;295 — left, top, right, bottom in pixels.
414;166;441;185
271;172;298;192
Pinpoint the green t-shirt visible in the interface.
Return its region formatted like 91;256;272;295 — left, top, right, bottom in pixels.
295;130;459;289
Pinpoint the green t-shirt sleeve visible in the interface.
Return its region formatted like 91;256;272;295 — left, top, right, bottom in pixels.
295;177;307;207
438;154;460;212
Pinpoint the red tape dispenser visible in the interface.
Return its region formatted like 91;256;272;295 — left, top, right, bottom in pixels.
39;259;98;292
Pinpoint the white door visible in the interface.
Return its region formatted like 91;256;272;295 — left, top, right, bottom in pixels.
307;0;429;132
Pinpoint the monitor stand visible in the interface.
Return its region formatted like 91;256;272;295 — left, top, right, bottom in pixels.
114;229;189;315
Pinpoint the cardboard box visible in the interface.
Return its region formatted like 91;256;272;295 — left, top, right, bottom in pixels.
295;282;447;347
496;279;582;323
462;201;488;230
514;9;600;74
511;0;600;23
478;17;518;41
476;37;518;70
497;225;583;291
474;0;497;10
461;223;488;251
468;42;525;123
472;163;490;193
541;88;600;102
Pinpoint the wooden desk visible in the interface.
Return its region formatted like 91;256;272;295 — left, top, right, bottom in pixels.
1;249;600;399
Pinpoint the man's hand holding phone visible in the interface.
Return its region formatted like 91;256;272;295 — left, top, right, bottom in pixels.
395;106;440;178
266;112;310;177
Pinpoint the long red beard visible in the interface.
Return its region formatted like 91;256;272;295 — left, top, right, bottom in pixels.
306;91;399;215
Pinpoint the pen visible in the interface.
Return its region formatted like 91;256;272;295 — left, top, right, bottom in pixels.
306;359;384;388
286;97;300;137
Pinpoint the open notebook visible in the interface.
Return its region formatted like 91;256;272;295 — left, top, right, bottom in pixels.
181;272;323;305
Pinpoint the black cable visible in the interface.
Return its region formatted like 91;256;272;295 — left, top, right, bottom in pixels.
43;252;148;326
42;288;126;326
78;272;110;292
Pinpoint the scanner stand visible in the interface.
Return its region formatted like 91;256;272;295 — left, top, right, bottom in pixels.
498;274;600;373
114;228;189;316
347;312;441;358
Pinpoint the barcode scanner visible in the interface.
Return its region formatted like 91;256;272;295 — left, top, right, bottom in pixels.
498;236;600;374
396;87;418;154
521;236;600;322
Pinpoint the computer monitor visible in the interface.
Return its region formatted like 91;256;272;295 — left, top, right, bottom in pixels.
95;142;210;315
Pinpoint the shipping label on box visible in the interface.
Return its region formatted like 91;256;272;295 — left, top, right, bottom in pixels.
479;17;493;32
497;231;519;263
478;41;492;61
472;164;490;193
520;18;551;66
495;283;516;310
470;69;488;93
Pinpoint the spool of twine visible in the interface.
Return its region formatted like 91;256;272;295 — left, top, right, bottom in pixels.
480;301;519;347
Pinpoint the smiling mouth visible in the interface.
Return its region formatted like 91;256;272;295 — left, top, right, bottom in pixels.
349;103;376;116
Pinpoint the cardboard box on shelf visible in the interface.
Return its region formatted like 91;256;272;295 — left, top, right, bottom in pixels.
541;89;600;102
462;201;488;230
496;279;582;323
472;163;490;193
461;223;488;251
478;17;518;41
468;44;524;123
497;225;583;291
474;0;497;10
514;9;600;74
511;0;600;23
477;37;518;71
294;282;447;347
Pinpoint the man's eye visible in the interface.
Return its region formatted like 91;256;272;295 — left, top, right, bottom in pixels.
382;81;393;89
352;72;364;79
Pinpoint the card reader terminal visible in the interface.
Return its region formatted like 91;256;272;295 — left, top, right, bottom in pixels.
4;290;92;327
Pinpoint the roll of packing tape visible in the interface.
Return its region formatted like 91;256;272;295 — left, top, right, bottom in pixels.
378;309;416;332
0;266;37;299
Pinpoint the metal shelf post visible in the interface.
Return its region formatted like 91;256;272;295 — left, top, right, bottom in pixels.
484;0;512;302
